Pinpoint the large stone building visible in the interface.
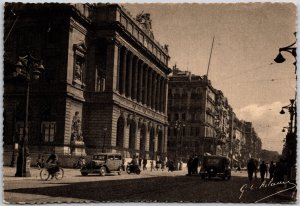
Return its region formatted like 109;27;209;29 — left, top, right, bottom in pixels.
167;67;262;165
4;3;171;165
167;66;225;161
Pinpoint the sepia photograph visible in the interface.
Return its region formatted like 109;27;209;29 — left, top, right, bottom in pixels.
2;1;297;204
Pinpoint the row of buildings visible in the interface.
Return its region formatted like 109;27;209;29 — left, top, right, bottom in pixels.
3;3;262;167
167;67;262;166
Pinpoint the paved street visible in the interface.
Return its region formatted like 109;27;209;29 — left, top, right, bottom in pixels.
3;166;295;204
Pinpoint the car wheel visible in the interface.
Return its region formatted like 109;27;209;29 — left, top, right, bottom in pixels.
81;172;88;176
118;167;122;175
222;175;226;180
227;175;231;180
100;167;106;176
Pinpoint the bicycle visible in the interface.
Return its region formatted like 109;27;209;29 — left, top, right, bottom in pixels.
40;165;64;181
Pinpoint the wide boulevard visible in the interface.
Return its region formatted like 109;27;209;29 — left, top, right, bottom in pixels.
3;167;294;204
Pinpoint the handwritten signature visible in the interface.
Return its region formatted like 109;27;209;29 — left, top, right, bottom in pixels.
239;178;296;202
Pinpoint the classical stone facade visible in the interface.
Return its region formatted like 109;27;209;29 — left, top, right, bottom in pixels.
4;3;171;164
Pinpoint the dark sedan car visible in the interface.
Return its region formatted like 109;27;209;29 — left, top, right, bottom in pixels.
80;153;123;176
199;155;231;180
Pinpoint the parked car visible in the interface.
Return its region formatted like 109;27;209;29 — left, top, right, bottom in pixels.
199;155;231;180
80;153;123;176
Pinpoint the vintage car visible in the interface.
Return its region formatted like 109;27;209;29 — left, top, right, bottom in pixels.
80;153;123;176
199;155;231;180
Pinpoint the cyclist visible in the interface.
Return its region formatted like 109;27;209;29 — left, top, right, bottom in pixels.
46;150;59;179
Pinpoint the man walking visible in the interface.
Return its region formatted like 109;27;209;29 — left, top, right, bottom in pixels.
259;161;267;182
247;158;256;182
269;161;275;180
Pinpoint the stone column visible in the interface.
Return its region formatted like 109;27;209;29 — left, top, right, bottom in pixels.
132;57;138;101
142;65;148;105
145;122;150;153
160;78;164;112
153;125;158;160
163;125;168;154
116;44;121;92
164;79;168;114
126;52;133;98
147;69;153;107
162;78;165;113
135;121;140;151
137;61;144;103
152;72;157;109
120;48;127;95
156;75;161;111
105;39;120;92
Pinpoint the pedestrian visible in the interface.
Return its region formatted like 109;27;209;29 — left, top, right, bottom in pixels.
274;159;285;182
161;159;166;171
247;158;256;182
150;160;154;172
167;160;175;172
269;161;275;180
156;159;161;171
259;161;267;182
192;155;199;174
142;157;147;170
139;157;142;167
265;162;269;178
187;156;193;176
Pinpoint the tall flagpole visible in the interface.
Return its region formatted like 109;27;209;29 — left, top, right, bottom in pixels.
206;36;215;77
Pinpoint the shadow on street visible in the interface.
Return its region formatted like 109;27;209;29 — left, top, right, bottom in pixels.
4;174;293;203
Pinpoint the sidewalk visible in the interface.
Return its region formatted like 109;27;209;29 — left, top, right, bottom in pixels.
3;166;188;181
3;166;77;181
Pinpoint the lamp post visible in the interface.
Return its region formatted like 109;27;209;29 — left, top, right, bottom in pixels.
102;127;107;153
14;52;45;177
274;32;297;73
274;34;297;182
280;99;296;134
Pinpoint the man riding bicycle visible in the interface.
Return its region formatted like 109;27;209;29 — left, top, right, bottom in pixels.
46;150;59;179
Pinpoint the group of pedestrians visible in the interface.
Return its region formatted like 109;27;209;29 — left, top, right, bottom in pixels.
247;158;282;182
131;156;175;172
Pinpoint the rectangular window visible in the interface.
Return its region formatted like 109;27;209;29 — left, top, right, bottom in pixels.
16;121;33;142
41;122;56;142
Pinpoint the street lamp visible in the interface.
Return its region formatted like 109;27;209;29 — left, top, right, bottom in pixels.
102;127;107;153
274;33;297;182
280;99;296;134
274;32;297;72
14;52;45;177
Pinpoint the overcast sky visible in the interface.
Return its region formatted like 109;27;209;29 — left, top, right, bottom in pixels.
124;3;296;153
